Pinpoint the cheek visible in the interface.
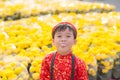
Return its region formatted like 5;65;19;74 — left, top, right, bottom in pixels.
73;40;76;44
52;39;55;45
52;39;59;45
71;41;76;46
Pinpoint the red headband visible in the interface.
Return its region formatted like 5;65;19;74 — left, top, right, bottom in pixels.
52;22;77;36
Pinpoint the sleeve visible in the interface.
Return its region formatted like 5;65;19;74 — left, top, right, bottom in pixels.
77;59;89;80
40;56;50;80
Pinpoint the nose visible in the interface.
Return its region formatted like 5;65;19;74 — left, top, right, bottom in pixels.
61;37;66;42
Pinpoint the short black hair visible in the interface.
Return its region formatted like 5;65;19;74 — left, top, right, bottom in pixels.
52;24;77;39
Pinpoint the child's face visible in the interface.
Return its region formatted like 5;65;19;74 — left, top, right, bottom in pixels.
52;28;76;55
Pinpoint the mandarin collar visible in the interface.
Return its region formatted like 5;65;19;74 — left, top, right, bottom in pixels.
56;51;72;58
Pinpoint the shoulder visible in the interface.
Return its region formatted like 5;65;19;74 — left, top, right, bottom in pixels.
73;55;87;70
74;55;86;65
42;51;55;62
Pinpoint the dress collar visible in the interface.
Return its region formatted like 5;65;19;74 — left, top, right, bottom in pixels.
56;51;72;58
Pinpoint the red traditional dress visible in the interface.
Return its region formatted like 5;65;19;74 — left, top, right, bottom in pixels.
40;51;88;80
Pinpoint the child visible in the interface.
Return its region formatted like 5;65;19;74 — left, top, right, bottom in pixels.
40;22;88;80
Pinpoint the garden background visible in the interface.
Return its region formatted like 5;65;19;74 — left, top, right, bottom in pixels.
0;0;120;80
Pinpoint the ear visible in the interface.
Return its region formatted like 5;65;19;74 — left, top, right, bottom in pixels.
52;39;55;45
74;39;77;45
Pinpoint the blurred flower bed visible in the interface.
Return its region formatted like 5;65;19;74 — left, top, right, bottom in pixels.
0;0;120;80
0;12;120;79
0;0;115;21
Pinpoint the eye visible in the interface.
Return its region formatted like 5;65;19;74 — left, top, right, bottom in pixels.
66;35;71;37
57;35;61;38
